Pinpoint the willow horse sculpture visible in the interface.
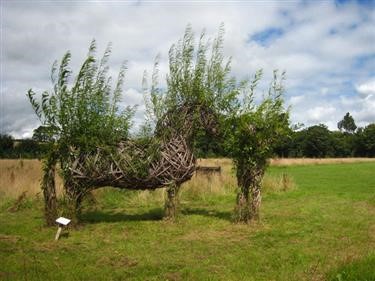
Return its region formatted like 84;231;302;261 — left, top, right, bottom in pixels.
64;101;218;221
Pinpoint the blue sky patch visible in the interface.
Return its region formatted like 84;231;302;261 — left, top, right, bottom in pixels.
250;27;284;47
335;0;375;7
353;54;375;74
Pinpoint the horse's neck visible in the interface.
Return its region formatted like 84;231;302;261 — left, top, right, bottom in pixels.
156;104;195;140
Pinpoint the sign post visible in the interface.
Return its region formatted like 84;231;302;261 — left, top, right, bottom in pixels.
55;217;71;240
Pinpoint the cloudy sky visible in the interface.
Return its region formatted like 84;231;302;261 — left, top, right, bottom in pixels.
1;0;374;138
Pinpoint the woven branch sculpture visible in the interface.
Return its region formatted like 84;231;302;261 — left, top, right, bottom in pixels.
69;134;195;190
64;102;217;221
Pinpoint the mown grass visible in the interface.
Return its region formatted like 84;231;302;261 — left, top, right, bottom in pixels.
0;161;374;280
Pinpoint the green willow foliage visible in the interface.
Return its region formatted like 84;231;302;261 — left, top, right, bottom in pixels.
143;24;239;138
27;41;135;225
28;40;135;153
228;70;290;170
227;70;290;222
165;24;238;111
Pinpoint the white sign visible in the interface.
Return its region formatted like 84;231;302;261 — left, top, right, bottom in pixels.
56;217;71;226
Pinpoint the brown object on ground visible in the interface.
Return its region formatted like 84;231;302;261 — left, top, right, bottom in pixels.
195;166;221;175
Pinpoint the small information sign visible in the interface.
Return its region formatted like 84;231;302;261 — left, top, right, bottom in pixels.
56;217;71;226
55;217;71;240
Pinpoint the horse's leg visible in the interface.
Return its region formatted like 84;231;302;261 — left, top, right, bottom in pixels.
65;180;87;226
164;182;180;220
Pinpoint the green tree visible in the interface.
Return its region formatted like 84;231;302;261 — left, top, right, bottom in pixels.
338;112;357;134
362;123;375;157
0;134;14;157
15;139;42;158
32;126;57;142
353;127;364;156
273;127;294;158
227;70;290;223
331;131;352;157
27;40;134;225
302;124;334;157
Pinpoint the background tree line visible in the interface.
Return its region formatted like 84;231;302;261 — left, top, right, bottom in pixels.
0;132;49;159
1;112;374;159
193;112;375;158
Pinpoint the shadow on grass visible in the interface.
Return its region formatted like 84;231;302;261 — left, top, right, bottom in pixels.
81;208;164;224
181;207;232;221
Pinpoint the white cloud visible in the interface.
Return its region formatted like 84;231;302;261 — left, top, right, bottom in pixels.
356;79;375;97
1;0;374;138
307;106;336;123
289;95;304;106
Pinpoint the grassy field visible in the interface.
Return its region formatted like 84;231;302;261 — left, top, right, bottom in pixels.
0;159;374;280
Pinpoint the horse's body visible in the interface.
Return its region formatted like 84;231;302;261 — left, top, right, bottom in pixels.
69;134;195;190
65;102;217;219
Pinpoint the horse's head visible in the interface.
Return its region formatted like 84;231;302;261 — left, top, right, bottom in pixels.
194;102;220;137
155;100;220;143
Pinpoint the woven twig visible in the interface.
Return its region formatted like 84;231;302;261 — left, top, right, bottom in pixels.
69;134;195;190
66;102;218;192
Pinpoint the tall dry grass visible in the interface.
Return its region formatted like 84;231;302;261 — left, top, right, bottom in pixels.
270;157;375;166
3;157;349;200
0;159;64;199
262;173;297;193
0;158;236;201
116;158;296;205
99;158;237;205
186;158;297;196
181;158;236;198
